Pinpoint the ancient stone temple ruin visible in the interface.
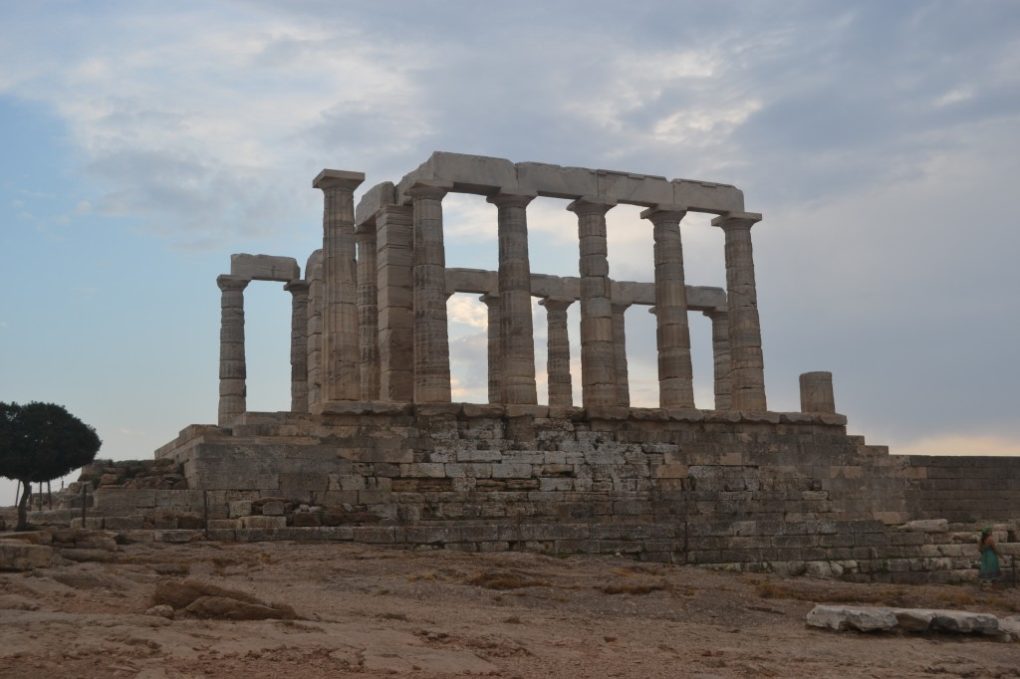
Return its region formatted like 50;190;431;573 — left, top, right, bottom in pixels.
78;152;1019;582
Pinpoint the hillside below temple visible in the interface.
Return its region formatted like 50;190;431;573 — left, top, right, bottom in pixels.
60;152;1020;581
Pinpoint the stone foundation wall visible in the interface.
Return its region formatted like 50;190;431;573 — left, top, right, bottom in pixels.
102;403;1014;581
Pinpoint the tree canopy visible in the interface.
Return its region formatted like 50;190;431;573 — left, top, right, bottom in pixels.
0;401;101;530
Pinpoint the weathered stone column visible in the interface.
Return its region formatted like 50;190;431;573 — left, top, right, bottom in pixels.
216;275;249;426
712;212;766;411
800;371;835;413
611;302;630;407
479;293;502;404
409;182;452;403
305;250;324;409
314;169;365;402
641;206;695;408
375;205;414;402
567;198;616;407
488;192;538;404
539;298;573;407
284;280;310;413
703;307;732;410
356;223;380;400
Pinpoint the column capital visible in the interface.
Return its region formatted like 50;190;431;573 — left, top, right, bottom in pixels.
566;196;616;217
284;280;310;294
640;204;688;223
539;297;573;312
702;305;727;319
478;292;500;306
486;191;536;209
711;211;762;230
216;275;249;292
611;301;631;314
312;169;365;192
406;181;453;201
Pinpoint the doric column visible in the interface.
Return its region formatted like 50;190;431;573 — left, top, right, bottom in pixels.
611;302;630;407
641;206;695;408
703;307;732;410
487;192;538;405
356;223;380;400
313;169;365;402
567;198;616;407
408;182;452;403
284;280;310;413
216;275;249;426
479;293;502;404
712;212;766;411
539;298;573;407
800;371;835;413
375;205;414;402
305;250;324;409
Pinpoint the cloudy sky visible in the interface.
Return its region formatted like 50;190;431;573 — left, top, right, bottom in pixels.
2;1;1019;500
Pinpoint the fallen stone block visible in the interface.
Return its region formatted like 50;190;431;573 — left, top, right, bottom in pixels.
805;605;898;632
931;610;999;635
999;615;1020;641
890;608;936;632
0;541;54;571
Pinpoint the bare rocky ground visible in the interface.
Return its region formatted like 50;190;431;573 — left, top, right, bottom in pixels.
2;540;1020;678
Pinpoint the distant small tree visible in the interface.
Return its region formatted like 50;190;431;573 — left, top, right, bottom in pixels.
0;402;101;530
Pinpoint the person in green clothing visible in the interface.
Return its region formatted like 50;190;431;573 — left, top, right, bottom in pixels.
979;527;1002;581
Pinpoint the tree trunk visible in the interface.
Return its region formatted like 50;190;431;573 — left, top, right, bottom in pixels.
16;482;31;531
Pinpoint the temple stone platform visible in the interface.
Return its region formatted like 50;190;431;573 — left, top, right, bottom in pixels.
54;402;993;582
37;152;1017;584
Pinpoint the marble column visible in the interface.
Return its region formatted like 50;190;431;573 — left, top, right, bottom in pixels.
479;293;502;404
313;169;365;402
216;275;249;426
356;223;380;400
304;250;324;410
641;206;695;408
800;372;835;413
712;212;766;411
611;302;630;407
284;280;310;413
375;205;414;402
567;198;616;407
408;182;452;403
703;307;732;410
487;192;538;404
539;298;573;407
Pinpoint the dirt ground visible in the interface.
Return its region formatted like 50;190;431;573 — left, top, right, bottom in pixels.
1;540;1019;678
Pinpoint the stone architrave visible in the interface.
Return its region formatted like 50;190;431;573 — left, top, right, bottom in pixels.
539;298;573;407
313;169;365;402
703;307;732;410
567;198;616;407
611;302;630;407
408;182;453;403
479;293;502;404
487;192;538;404
641;206;695;408
356;223;380;400
712;212;766;411
216;275;249;426
375;205;414;402
305;250;324;409
284;280;310;413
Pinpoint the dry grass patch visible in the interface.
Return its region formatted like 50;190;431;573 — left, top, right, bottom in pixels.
467;570;550;590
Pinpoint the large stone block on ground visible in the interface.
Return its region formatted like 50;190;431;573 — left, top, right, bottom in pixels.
805;605;897;632
0;541;54;571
